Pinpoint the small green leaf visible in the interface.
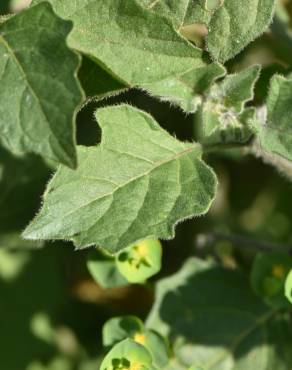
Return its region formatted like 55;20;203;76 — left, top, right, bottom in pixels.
100;339;156;370
102;316;144;348
251;252;292;308
23;105;217;253
32;0;205;86
255;75;292;163
0;3;83;167
87;249;128;289
208;66;261;113
199;66;260;145
103;316;169;368
285;270;292;304
116;240;162;283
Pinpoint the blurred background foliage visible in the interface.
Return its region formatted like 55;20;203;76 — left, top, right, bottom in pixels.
2;0;292;369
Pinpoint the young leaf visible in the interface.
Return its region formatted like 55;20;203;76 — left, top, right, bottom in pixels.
147;258;292;369
103;316;169;368
255;75;292;163
103;316;144;347
0;3;83;168
87;249;128;289
116;239;162;283
31;0;205;86
146;63;226;113
23;105;217;253
199;66;260;145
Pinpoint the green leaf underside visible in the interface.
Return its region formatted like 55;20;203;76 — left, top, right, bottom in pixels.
256;75;292;162
0;3;83;168
147;258;292;369
139;0;276;63
200;66;260;145
146;63;226;113
23;105;217;252
32;0;205;86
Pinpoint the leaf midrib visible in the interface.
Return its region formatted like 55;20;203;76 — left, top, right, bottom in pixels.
31;145;197;235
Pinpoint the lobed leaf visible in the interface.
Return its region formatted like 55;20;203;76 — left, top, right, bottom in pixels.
23;105;217;252
0;3;83;167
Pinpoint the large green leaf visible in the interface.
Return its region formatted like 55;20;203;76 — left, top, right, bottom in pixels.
31;0;205;86
255;75;292;163
23;105;217;252
147;258;292;369
0;3;83;168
